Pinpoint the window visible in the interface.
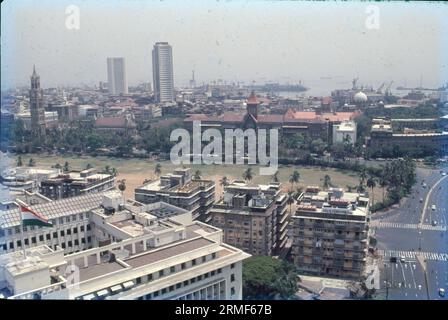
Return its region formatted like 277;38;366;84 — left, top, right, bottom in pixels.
170;266;175;273
31;237;37;244
8;229;12;236
231;287;235;296
66;217;70;223
145;293;151;300
153;291;159;297
202;256;206;263
46;234;51;240
17;240;22;247
74;239;79;246
181;263;186;270
176;283;181;289
53;232;58;238
23;226;28;232
67;229;71;235
60;230;65;237
148;274;153;281
72;215;77;221
87;225;91;231
68;241;72;247
61;243;66;249
211;270;216;276
191;278;196;283
159;270;164;277
73;227;78;234
59;218;64;224
15;227;20;234
231;263;235;269
212;252;216;259
136;277;142;284
80;226;84;232
38;235;43;242
81;238;86;244
161;288;167;295
25;239;29;245
87;236;91;243
197;275;202;281
183;280;189;286
217;268;222;274
9;242;14;249
231;274;235;282
79;213;84;220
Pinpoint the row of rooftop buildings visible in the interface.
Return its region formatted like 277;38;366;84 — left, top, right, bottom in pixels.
0;166;372;299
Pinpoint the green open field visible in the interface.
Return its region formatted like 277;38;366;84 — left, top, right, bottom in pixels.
3;153;384;203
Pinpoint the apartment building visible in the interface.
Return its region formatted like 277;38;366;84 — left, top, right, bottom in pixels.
210;181;289;256
134;168;215;222
39;168;115;200
291;186;370;279
0;194;250;300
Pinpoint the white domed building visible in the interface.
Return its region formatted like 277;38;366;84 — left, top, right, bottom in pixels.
353;91;368;104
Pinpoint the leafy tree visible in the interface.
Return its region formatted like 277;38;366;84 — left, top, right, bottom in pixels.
86;163;93;169
322;174;332;189
17;156;23;167
289;170;300;190
54;163;62;169
193;170;202;179
243;167;253;182
28;158;35;167
118;179;126;192
366;176;377;204
242;256;299;299
154;163;162;176
63;161;70;173
220;176;229;187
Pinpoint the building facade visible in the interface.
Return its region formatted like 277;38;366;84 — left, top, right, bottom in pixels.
134;168;215;222
107;57;128;95
39;168;115;200
291;187;370;279
152;42;174;103
210;181;289;257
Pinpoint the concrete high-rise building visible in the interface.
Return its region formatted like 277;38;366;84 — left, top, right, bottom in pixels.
107;57;128;95
291;186;370;279
29;66;46;136
152;42;174;103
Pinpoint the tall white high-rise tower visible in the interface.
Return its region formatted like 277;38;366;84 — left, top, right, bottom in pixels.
152;42;174;103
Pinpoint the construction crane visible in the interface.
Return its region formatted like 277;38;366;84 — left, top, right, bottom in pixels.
352;77;359;90
385;81;394;96
376;82;386;94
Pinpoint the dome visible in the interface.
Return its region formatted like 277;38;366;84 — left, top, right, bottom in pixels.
354;91;368;103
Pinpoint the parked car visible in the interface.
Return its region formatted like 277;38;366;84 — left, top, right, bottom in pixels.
439;288;445;297
390;257;398;263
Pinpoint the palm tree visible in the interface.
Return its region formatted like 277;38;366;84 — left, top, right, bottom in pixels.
366;176;377;204
154;163;162;177
54;163;62;169
242;167;253;182
193;170;202;179
322;174;332;189
287;191;295;215
272;170;279;183
118;179;126;192
220;176;229;188
378;176;388;202
28;158;35;167
289;170;300;191
111;167;118;177
17;156;23;167
104;165;111;174
86;163;93;169
63;161;70;173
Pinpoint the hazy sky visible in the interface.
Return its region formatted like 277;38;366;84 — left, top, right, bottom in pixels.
1;0;448;92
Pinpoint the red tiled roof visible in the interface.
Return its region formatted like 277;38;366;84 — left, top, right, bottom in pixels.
257;114;284;123
95;116;128;128
322;96;332;105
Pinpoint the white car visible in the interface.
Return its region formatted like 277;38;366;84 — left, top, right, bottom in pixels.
400;256;406;263
431;205;436;211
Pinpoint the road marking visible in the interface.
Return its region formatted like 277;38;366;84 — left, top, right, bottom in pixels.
370;221;446;231
378;250;448;262
421;174;448;227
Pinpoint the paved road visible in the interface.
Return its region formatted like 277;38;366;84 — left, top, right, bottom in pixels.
372;165;448;300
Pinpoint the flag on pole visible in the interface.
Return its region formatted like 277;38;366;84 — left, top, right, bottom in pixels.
19;205;52;227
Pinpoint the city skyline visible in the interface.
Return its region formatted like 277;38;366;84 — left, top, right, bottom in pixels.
1;0;448;91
